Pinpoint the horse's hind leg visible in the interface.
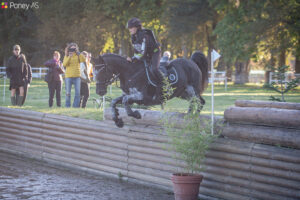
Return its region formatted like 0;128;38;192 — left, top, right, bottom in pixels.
111;96;124;128
197;95;205;112
200;96;205;105
185;85;203;113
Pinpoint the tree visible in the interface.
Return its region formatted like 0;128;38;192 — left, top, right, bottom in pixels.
164;0;218;60
265;65;299;102
0;6;41;65
211;0;300;84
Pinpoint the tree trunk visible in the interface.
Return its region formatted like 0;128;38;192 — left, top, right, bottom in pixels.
226;61;233;81
119;40;127;56
234;60;250;84
217;57;226;71
112;33;120;54
181;38;188;58
224;106;300;129
160;39;168;56
235;100;300;110
296;57;300;73
264;52;276;83
278;49;286;67
118;29;128;56
295;45;300;73
205;24;213;70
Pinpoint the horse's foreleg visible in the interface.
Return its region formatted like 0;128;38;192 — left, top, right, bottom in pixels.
122;96;142;119
122;88;143;119
111;96;124;128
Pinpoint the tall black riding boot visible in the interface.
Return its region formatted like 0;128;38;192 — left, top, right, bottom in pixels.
11;96;16;106
17;96;24;106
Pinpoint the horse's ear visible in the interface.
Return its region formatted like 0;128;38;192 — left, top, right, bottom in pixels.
98;55;105;64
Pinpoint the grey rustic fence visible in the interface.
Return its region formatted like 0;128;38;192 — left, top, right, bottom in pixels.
0;100;299;200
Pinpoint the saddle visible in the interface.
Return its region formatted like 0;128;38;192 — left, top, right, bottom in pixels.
144;61;178;87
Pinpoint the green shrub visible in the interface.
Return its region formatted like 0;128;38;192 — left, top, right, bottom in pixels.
163;98;219;174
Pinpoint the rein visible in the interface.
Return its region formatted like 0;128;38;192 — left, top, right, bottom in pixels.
94;63;120;86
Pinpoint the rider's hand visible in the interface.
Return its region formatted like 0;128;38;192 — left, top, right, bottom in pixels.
127;57;132;62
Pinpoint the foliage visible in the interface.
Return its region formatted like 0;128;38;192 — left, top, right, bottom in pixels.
161;76;175;106
1;0;299;76
0;5;41;65
264;65;299;102
163;98;219;174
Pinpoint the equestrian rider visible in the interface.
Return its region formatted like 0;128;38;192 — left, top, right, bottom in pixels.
126;17;164;102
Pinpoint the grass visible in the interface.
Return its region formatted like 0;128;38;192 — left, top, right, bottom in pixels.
0;78;299;121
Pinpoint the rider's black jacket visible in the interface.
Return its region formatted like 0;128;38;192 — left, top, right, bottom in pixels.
131;29;159;62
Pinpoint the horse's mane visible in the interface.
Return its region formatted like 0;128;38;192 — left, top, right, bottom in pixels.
102;53;144;72
102;53;125;60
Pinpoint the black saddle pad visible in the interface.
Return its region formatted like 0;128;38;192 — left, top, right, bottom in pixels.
146;65;178;87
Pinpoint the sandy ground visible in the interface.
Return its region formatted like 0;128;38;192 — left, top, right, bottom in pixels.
0;151;173;200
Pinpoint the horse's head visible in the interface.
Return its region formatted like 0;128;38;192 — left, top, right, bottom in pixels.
92;55;113;96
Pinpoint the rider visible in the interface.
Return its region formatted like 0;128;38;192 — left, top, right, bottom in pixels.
126;17;164;102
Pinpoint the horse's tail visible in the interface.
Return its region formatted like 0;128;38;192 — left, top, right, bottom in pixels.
191;51;209;94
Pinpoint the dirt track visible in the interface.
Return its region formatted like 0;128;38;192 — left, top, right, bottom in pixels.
0;151;173;200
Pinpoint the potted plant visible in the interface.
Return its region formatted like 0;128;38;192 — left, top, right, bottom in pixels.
163;99;218;200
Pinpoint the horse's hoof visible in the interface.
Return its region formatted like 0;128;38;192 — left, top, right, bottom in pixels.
133;111;141;119
115;118;124;128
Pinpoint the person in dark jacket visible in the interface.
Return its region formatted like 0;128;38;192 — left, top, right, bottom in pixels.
6;44;28;106
126;17;164;102
44;51;65;107
16;63;32;105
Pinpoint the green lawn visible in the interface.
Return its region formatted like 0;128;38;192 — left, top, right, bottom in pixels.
0;78;299;121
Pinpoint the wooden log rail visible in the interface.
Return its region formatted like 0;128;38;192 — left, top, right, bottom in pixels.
0;104;300;200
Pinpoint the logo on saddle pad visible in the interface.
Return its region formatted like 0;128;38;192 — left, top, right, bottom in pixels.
146;66;178;87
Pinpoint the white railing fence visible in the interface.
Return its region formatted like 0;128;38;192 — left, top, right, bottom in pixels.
0;66;48;79
209;71;227;91
269;72;300;88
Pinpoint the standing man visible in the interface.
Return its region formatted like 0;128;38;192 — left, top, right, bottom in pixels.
6;44;28;106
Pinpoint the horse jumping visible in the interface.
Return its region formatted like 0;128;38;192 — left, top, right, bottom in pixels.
92;51;208;128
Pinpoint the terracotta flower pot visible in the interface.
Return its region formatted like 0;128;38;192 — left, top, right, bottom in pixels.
171;173;203;200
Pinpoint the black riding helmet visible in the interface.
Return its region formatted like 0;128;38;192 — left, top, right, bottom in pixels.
127;17;142;29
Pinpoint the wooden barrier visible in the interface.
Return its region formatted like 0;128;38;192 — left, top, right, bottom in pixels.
0;101;300;200
235;100;300;110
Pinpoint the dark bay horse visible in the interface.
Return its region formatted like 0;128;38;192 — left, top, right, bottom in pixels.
92;51;208;127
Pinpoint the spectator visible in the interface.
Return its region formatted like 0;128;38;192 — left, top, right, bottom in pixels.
16;63;31;105
44;51;65;107
6;44;28;106
63;43;85;108
79;51;92;108
160;51;171;67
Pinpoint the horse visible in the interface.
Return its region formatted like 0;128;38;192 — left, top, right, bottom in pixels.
92;51;208;128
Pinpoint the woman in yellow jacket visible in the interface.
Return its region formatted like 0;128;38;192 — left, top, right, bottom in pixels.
63;43;85;107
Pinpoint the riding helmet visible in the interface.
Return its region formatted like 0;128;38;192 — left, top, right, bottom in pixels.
127;17;142;28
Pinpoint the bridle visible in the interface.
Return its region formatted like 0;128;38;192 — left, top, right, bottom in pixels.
94;62;120;86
